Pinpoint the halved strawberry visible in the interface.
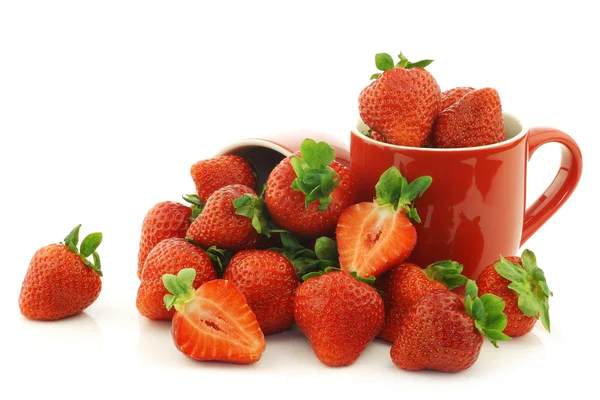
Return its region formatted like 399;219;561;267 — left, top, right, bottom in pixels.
163;269;266;364
336;167;431;278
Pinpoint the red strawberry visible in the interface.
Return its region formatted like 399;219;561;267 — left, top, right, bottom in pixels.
377;261;466;342
391;280;511;372
136;238;217;320
137;201;192;279
294;269;384;366
440;86;475;111
190;155;256;203
222;249;299;334
19;225;103;321
476;249;552;337
433;87;506;148
186;184;260;251
358;52;441;147
164;270;266;364
265;139;357;238
337;166;431;278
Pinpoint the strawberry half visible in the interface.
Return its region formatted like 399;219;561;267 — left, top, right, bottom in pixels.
163;269;266;364
336;167;432;278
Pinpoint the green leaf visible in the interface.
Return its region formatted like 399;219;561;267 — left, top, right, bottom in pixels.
539;281;552;297
375;53;395;71
92;251;102;277
300;139;335;169
540;302;551;332
178;268;196;288
482;329;512;348
162;273;181;296
375;167;402;206
370;73;381;80
480;293;505;314
465;279;478;298
164;294;176;311
494;256;528;283
485;310;508;332
423;260;466;290
405;59;434;69
532;267;546;283
182;194;203;207
290;156;306;179
518;292;540;317
521;249;538;275
64;224;82;248
305;186;322;209
206;246;232;277
315;237;338;263
80;232;102;257
472;298;485;321
317;196;333;211
280;231;304;254
401;176;433;202
67;242;79;254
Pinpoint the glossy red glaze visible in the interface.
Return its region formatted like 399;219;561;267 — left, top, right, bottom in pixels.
350;115;582;281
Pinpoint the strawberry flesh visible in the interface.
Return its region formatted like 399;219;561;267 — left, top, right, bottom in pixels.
171;279;266;364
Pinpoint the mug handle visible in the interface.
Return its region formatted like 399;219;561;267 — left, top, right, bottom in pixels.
521;127;583;245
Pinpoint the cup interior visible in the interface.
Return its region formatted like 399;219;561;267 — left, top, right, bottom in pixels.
354;113;525;150
215;140;291;189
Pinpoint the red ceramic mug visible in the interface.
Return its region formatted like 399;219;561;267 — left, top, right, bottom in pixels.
350;113;583;280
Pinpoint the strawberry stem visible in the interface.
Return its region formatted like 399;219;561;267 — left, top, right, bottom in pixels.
62;224;103;277
290;139;340;211
463;280;511;347
163;268;197;312
423;260;467;290
494;249;552;332
374;167;432;222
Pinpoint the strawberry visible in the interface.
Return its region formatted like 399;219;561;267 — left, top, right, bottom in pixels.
163;270;266;364
294;269;384;366
337;166;431;278
265;139;357;238
440;86;475;111
433;87;506;148
377;261;467;342
137;201;192;279
19;225;103;321
222;249;299;334
391;280;511;372
476;249;552;337
186;184;261;251
190;155;256;203
358;52;441;147
136;237;218;320
360;128;387;143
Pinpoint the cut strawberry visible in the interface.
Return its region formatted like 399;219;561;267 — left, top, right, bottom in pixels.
336;167;431;278
163;269;266;364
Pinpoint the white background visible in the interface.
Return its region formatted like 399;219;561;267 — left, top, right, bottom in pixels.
1;1;598;398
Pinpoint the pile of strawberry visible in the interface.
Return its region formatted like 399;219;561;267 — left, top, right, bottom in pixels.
17;51;553;373
359;52;506;148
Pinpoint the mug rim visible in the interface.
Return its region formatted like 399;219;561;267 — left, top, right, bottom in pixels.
351;112;527;152
215;138;293;157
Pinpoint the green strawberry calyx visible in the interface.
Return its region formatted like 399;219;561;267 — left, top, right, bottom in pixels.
233;192;275;237
62;224;103;277
464;279;512;348
271;231;340;279
163;268;197;313
374;166;432;223
423;260;467;290
370;51;434;80
182;194;204;222
290;138;340;211
494;249;552;332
